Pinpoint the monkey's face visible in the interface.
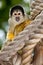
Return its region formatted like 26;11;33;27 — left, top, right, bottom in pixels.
11;9;25;26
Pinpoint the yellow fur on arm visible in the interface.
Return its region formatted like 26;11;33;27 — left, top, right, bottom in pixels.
6;32;15;40
25;20;32;27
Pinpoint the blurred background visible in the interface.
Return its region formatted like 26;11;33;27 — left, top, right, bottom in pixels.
0;0;30;49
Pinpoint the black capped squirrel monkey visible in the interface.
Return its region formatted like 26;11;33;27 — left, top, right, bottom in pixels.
2;5;31;50
7;5;31;41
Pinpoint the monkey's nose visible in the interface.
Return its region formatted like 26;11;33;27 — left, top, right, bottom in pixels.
16;17;20;22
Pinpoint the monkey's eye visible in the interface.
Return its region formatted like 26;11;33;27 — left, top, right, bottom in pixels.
18;13;20;15
14;13;17;15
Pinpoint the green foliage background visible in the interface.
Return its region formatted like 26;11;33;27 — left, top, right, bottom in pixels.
0;0;30;49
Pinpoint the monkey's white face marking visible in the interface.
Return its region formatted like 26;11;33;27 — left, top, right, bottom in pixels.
11;9;25;26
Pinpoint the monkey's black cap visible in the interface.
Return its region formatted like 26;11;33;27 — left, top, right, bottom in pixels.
10;5;25;16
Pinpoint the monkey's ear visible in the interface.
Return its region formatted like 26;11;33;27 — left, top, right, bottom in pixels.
9;8;12;18
8;18;12;25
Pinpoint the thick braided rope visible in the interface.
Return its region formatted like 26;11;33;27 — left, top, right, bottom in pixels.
0;10;43;65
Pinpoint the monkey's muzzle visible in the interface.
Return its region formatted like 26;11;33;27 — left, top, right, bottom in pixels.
15;17;20;22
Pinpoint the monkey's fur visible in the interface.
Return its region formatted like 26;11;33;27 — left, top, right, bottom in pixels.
7;17;31;41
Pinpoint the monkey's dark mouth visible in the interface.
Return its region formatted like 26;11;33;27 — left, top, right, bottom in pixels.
15;17;20;22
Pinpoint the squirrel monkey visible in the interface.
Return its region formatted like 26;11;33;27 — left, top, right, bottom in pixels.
7;5;31;41
1;5;31;53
